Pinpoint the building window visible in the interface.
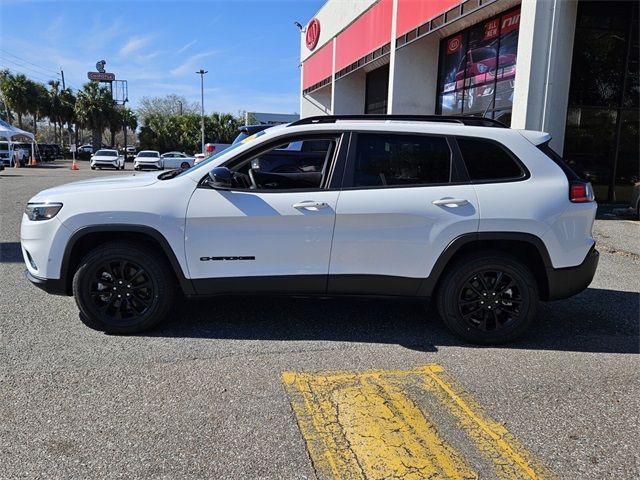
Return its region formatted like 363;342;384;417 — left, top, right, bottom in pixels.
564;0;639;203
436;8;520;126
365;64;389;114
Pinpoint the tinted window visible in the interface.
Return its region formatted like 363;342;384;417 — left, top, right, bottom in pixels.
457;137;523;181
353;134;451;187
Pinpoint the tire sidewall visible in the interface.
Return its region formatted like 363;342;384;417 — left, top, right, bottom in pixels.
73;243;175;334
438;254;538;344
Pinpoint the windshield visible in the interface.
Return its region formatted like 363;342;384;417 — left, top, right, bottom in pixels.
95;150;117;156
175;142;245;178
138;151;159;157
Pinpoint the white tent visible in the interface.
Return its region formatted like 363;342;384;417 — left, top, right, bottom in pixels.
0;119;36;166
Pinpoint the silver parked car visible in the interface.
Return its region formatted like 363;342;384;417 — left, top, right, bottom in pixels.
160;151;194;170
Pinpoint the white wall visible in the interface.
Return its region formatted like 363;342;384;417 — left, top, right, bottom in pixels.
389;34;439;114
301;85;333;117
332;70;367;114
511;0;578;153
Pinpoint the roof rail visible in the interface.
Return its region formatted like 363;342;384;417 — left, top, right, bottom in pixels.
288;114;507;128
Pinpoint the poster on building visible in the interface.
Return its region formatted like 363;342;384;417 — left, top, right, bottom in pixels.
437;7;520;122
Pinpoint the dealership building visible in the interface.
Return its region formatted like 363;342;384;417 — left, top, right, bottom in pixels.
299;0;638;202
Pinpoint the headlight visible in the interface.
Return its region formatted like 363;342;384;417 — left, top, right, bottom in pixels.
477;63;488;73
25;202;63;221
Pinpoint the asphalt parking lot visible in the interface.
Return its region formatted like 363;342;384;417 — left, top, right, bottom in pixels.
1;161;639;479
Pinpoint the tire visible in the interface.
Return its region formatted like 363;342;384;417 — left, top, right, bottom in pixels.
180;162;190;169
90;166;95;170
72;241;177;334
435;252;538;344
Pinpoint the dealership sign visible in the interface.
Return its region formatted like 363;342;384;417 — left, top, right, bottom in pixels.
88;71;115;81
447;34;462;54
306;18;321;50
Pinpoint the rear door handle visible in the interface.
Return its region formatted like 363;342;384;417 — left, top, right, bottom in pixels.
432;198;469;207
293;201;329;210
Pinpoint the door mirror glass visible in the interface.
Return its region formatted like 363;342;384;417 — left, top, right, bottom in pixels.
208;166;233;188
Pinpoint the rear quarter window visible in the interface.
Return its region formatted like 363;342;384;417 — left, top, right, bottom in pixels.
457;137;526;181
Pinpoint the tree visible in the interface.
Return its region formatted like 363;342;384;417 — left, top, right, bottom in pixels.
208;112;241;144
1;72;31;128
75;82;115;151
48;80;64;144
0;69;14;122
29;81;49;136
137;94;199;121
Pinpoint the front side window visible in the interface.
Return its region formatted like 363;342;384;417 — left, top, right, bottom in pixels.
352;134;451;187
225;137;337;190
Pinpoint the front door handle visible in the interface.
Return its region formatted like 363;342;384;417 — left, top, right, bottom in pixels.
432;198;469;207
293;201;329;210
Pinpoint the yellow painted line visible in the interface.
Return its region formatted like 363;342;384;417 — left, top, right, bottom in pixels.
417;365;554;480
283;365;554;480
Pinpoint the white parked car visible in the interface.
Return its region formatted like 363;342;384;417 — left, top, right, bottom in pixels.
160;151;194;170
90;149;125;170
133;150;162;170
21;115;599;344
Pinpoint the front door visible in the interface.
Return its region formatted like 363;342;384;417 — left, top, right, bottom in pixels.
185;134;344;294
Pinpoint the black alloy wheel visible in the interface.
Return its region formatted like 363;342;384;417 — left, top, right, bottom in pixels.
457;270;522;332
73;242;176;333
436;253;538;344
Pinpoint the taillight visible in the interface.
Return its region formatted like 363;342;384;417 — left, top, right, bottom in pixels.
570;181;595;203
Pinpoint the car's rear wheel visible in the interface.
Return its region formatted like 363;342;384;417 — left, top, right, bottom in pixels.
435;253;538;344
73;242;176;334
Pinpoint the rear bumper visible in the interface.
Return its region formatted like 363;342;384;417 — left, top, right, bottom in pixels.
546;246;599;300
25;270;68;296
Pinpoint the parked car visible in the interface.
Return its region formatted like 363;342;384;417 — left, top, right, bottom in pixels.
160;152;194;170
0;142;15;167
193;153;206;165
133;150;162;170
78;144;94;153
90;149;125;170
21;114;599;344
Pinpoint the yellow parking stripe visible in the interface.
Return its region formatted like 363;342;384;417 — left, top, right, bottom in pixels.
418;365;553;480
282;365;553;480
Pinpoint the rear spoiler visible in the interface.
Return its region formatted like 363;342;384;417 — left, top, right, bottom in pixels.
518;130;551;146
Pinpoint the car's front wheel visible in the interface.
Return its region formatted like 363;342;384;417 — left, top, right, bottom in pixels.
435;253;538;344
72;242;177;334
180;162;190;169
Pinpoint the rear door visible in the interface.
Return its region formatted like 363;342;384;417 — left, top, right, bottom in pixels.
328;132;479;295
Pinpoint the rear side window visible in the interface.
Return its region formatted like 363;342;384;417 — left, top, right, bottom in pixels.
457;137;525;181
353;133;451;187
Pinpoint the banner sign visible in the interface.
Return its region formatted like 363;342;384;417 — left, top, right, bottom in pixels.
87;72;115;81
501;11;520;35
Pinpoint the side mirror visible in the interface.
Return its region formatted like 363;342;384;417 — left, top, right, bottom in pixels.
208;166;233;188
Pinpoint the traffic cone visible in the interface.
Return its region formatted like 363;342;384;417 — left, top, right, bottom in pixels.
29;155;36;166
71;159;79;171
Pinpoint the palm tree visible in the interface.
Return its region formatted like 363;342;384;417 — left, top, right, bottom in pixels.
0;69;14;122
75;82;114;151
1;73;31;128
60;87;76;149
48;80;63;144
29;81;49;136
208;112;241;143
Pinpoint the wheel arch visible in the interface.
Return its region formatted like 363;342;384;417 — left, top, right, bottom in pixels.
59;225;194;296
419;232;553;300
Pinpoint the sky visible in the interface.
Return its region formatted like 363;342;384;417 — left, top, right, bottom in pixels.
0;0;324;115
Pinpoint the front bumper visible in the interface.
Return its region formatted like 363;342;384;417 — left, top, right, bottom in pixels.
546;246;599;300
25;269;68;296
134;161;162;169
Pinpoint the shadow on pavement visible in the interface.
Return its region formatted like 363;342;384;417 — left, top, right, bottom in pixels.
146;287;639;355
0;242;23;263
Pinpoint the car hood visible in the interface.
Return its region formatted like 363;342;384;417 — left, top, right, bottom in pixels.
29;173;159;201
135;157;160;161
92;155;119;161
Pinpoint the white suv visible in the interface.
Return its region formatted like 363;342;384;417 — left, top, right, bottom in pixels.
20;115;599;344
133;150;162;170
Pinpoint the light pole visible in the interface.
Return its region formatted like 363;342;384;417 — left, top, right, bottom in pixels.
196;69;208;154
